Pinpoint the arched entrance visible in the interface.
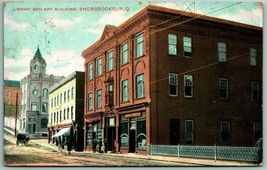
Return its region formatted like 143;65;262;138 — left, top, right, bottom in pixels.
103;110;117;152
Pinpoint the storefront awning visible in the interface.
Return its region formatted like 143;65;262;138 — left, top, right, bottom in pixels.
52;127;70;138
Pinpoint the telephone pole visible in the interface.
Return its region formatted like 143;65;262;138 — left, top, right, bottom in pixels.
14;92;18;136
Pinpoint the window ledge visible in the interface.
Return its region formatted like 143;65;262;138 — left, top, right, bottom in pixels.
135;96;146;100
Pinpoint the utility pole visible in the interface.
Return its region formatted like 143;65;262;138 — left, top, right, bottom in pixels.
14;92;18;136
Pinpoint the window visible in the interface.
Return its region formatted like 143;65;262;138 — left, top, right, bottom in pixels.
122;43;128;65
71;87;74;99
218;42;227;62
136;33;144;58
250;48;257;66
252;81;259;102
64;91;66;102
60;94;62;104
71;106;73;119
88;62;93;80
136;74;144;99
54;97;56;107
184;75;193;97
43;88;48;98
7;99;11;105
31;102;37;111
169;73;178;96
7;91;11;96
185;120;194;144
221;122;230;143
107;51;113;71
68;90;70;101
42;102;48;112
96;57;102;77
32;89;38;96
60;111;62;122
67;108;69;119
51;99;53;108
183;36;192;57
219;78;228;99
96;89;102;108
64;109;66;120
57;95;59;105
168;34;177;55
87;92;92;111
122;79;128;102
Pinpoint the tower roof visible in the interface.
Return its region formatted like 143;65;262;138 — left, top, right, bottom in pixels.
33;47;42;60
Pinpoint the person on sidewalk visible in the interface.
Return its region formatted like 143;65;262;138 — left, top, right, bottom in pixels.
92;139;97;153
67;137;72;155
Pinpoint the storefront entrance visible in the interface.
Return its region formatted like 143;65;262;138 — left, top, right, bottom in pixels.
129;121;136;153
105;117;116;152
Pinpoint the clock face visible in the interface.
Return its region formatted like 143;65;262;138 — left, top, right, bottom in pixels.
34;64;39;73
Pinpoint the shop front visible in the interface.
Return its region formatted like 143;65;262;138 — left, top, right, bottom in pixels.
118;111;147;154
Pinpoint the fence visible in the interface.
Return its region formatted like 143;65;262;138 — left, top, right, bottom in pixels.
148;145;259;162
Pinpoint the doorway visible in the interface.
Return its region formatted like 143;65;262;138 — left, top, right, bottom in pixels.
129;121;136;153
170;119;180;145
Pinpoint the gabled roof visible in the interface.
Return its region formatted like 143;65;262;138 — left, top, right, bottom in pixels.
33;47;42;60
100;25;116;42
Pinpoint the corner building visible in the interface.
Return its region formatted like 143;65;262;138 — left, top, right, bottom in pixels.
82;5;262;153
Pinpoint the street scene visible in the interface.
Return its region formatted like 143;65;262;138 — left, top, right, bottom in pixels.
3;132;257;167
3;1;263;167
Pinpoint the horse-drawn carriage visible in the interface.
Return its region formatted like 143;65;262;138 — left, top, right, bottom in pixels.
16;132;30;145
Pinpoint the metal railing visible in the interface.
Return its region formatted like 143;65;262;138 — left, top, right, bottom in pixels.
148;145;259;162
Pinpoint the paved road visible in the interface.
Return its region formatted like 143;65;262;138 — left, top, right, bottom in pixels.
3;133;195;167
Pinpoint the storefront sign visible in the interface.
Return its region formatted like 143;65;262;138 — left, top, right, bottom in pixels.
125;112;141;118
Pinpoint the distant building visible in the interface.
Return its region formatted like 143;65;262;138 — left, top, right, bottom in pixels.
4;80;20;132
47;71;85;151
82;5;262;154
19;48;64;138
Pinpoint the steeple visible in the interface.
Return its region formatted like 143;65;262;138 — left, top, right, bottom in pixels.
33;47;42;60
30;47;47;74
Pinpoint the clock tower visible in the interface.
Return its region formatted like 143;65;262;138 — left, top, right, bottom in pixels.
30;47;46;74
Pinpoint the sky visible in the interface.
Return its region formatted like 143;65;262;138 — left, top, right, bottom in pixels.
3;1;263;81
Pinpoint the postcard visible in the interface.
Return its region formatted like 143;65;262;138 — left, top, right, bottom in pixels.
3;0;263;167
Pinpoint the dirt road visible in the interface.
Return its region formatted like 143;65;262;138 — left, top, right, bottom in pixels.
4;133;193;167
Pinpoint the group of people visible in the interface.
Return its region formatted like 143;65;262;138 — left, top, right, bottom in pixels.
92;139;108;153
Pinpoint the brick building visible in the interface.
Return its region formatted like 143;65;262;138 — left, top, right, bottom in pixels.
47;71;85;151
4;80;20;132
82;5;262;153
4;80;20;117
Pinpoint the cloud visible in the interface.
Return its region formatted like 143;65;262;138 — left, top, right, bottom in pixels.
45;16;83;28
44;50;84;77
4;48;34;80
4;15;29;31
215;8;263;27
87;10;128;35
154;2;180;9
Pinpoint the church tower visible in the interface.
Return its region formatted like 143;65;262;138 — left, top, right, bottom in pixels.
30;47;47;74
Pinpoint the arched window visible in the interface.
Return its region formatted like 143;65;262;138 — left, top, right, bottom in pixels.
43;88;48;98
41;118;48;128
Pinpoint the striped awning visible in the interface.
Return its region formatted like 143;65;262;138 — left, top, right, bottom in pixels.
52;127;70;138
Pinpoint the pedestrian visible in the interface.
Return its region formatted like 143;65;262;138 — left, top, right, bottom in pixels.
67;137;72;155
92;139;97;153
254;138;263;165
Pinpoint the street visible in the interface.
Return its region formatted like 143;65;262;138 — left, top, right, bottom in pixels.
3;133;194;167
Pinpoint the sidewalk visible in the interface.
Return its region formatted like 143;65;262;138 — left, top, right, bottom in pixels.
3;132;260;167
28;138;259;167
